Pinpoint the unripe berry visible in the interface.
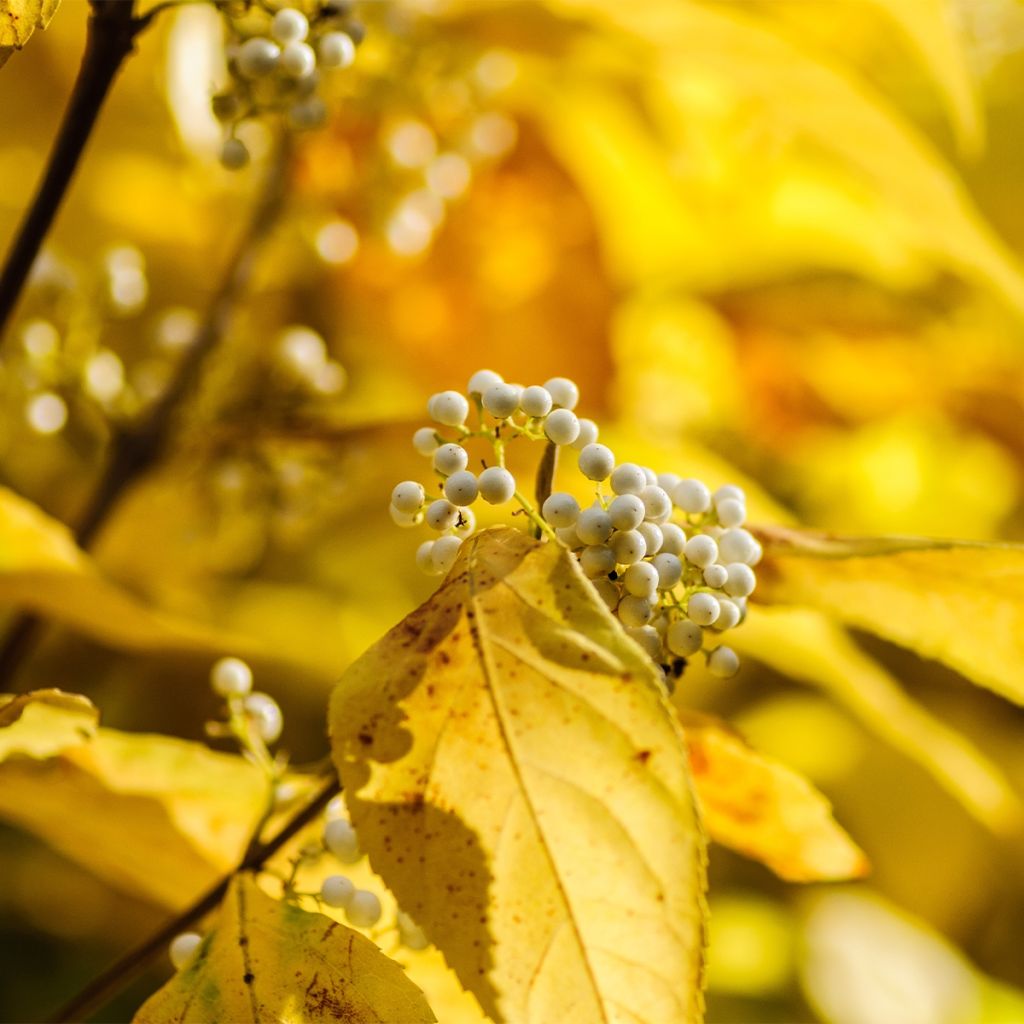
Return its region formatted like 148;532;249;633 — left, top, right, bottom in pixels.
237;37;280;78
607;494;645;531
618;594;654;627
425;499;459;531
542;492;580;527
610;463;646;496
544;409;580;445
684;534;718;568
412;427;439;455
716;497;745;529
391;481;425;514
482;382;521;418
321;874;355;908
478;466;516;504
576;505;613;545
210;656;252;697
659;522;687;555
428;390;470;426
687;592;720;626
318;31;356;68
467;369;503;396
572;418;599;450
347;890;382;928
416;540;440;575
431;535;462;574
667;619;703;657
652;552;683;590
519;385;553;417
591;577;619;610
169;931;202;970
703;564;728;589
433;443;468;475
637;521;663;556
623;561;659;597
281;40;316;78
713;598;741;631
580;544;615;578
626;624;661;660
543;377;579;409
220;137;250;170
577;443;615;481
272;7;309;42
244;692;283;743
641;485;672;522
324;818;361;863
718;528;759;565
707;646;740;678
724;562;756;598
673;479;711;515
610;529;646;565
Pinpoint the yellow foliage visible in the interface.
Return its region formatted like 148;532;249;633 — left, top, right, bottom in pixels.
0;688;97;760
330;527;706;1024
0;0;58;67
134;875;436;1023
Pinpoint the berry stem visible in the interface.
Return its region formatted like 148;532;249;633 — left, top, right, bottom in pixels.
49;769;341;1024
513;489;558;541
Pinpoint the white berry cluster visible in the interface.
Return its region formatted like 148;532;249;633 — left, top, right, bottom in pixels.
389;370;760;683
210;656;284;744
214;2;363;169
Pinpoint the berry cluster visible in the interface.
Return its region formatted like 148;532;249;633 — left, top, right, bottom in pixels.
214;1;363;169
389;370;760;682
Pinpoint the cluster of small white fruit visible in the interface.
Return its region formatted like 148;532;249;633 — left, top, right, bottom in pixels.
389;370;760;681
210;656;284;745
215;2;362;170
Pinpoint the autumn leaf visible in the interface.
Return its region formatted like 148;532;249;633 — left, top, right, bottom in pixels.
330;527;706;1024
0;688;97;761
133;875;436;1023
679;711;867;883
0;0;59;68
754;526;1024;709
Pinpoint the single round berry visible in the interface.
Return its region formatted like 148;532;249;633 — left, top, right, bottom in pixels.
397;910;430;950
210;656;252;697
321;874;356;908
244;692;283;743
347;890;383;928
724;562;756;598
169;931;202;970
425;499;459;531
673;479;711;515
478;466;516;504
591;577;619;610
467;368;503;396
432;535;463;574
555;524;580;547
637;521;663;556
687;592;721;626
580;544;616;578
641;485;672;522
610;463;646;496
577;443;615;482
412;427;439;456
453;507;476;538
703;564;728;589
272;7;309;42
607;494;645;531
667;619;703;657
318;30;356;68
281;40;316;78
428;390;470;427
623;561;659;597
543;377;579;409
326;795;347;819
391;481;425;514
713;598;742;631
718;528;759;565
657;472;681;492
519;385;553;417
659;522;686;555
576;505;613;545
219;137;250;170
707;646;740;678
652;552;683;590
324;818;362;863
714;484;746;505
444;470;478;506
618;594;654;627
610;529;647;565
542;492;580;528
572;418;599;449
433;443;469;475
626;624;661;660
716;497;746;529
389;503;420;527
237;37;280;78
482;382;521;418
684;534;719;568
416;540;439;575
544;409;580;445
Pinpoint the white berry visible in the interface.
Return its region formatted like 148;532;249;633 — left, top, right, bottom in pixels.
318;30;356;68
347;889;382;928
544;409;580;445
431;535;462;574
397;910;430;950
453;507;476;538
652;552;683;590
714;484;746;505
572;418;599;449
321;875;355;908
607;494;645;531
673;479;711;515
667;619;703;657
703;564;728;589
433;443;468;475
555;524;580;547
425;499;459;531
626;625;661;660
576;505;613;545
623;561;658;597
713;598;741;631
169;932;202;970
542;492;580;527
324;818;362;863
610;529;646;565
618;594;654;627
478;466;516;504
577;443;615;481
637;521;663;556
237;37;280;78
482;382;521;418
685;534;719;568
724;562;756;598
412;427;439;456
272;8;309;42
687;592;720;626
519;385;553;417
659;522;687;555
281;40;316;78
391;481;425;514
467;369;503;395
716;497;746;528
543;376;579;409
641;485;672;522
210;656;252;697
707;646;740;678
591;577;619;609
428;390;470;426
580;545;615;578
416;540;440;575
718;528;759;565
389;504;420;528
244;692;283;743
610;463;646;496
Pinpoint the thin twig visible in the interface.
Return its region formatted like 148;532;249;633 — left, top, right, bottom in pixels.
0;0;140;337
50;772;341;1024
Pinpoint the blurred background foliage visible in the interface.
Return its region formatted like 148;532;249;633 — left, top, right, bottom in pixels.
3;0;1024;1021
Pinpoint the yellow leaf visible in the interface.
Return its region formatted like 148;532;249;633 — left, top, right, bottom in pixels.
730;605;1024;838
0;688;97;761
0;486;253;657
0;0;59;67
755;526;1024;709
330;527;707;1024
134;875;436;1023
679;712;868;882
0;727;265;908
